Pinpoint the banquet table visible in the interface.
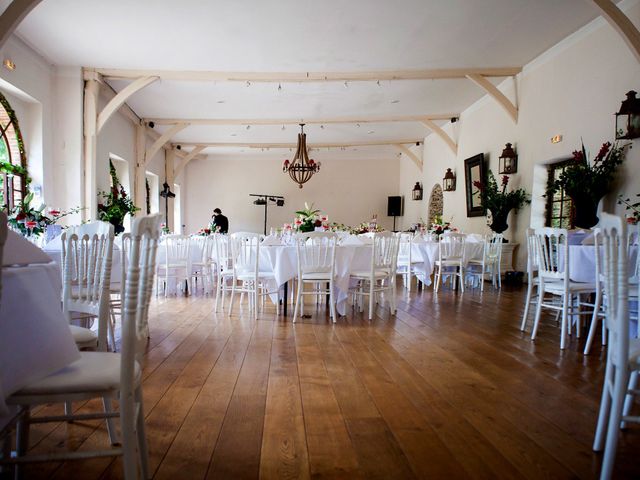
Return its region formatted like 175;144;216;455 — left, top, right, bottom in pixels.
568;245;638;283
0;262;80;429
410;240;485;286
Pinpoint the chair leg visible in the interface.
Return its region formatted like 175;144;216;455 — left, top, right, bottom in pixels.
600;368;629;480
103;395;120;446
228;281;236;316
108;306;117;352
531;289;544;341
435;267;441;293
622;370;639;429
329;281;337;323
459;266;465;293
135;387;150;480
560;294;569;350
584;291;602;355
293;279;303;322
594;361;614;452
521;279;534;331
368;281;375;321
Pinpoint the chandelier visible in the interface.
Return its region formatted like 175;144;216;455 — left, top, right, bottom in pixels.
282;124;321;188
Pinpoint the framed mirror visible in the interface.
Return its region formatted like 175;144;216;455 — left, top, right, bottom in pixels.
464;153;486;217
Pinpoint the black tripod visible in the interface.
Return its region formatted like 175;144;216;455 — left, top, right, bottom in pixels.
249;194;285;234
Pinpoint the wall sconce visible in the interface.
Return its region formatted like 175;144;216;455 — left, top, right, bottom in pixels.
411;182;423;200
498;142;518;174
615;90;640;140
443;168;456;191
2;58;15;71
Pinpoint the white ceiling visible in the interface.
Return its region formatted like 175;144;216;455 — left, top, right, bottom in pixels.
12;0;602;156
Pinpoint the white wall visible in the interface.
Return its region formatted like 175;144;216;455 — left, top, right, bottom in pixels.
399;1;640;271
184;154;400;234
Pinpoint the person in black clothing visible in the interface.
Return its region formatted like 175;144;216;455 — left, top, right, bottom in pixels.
211;208;229;233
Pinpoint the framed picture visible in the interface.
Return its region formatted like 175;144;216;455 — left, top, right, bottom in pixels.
464;153;486;217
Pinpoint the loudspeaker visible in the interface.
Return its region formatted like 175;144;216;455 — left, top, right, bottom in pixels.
387;196;403;217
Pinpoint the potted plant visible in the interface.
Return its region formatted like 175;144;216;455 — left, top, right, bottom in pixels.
97;160;139;235
294;203;322;233
547;141;629;229
474;171;530;234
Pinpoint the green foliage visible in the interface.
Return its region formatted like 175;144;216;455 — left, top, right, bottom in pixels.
547;141;629;201
7;191;81;237
97;160;139;234
294;202;322;232
474;170;530;219
618;193;640;222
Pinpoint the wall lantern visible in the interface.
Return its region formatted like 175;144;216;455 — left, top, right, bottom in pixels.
443;168;456;192
615;90;640;140
411;182;423;200
498;142;518;174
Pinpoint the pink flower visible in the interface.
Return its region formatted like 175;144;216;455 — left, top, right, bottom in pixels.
294;219;302;226
25;220;37;229
321;215;328;222
283;223;291;230
49;209;61;217
501;175;509;187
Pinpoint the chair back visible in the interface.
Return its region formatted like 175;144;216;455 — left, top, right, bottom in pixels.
397;233;413;258
118;233;131;291
485;233;503;263
163;234;190;266
630;223;639;284
229;232;261;278
369;231;400;274
61;221;114;351
533;227;568;283
295;232;337;276
438;233;465;261
525;228;538;275
214;233;231;271
597;213;629;369
120;214;161;405
0;211;7;299
201;235;216;264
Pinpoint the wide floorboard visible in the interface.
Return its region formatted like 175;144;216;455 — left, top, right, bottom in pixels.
20;283;640;479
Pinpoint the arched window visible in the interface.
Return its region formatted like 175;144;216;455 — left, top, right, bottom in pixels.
0;92;28;210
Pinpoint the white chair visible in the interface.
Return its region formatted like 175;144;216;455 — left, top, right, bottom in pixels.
227;232;278;320
583;229;607;355
109;233;131;351
591;213;639;480
350;231;400;320
0;211;6;299
434;233;466;293
520;228;540;332
396;233;420;292
531;227;598;350
189;235;216;295
466;233;503;291
156;234;190;296
4;214;161;480
61;222;115;352
214;234;233;312
293;232;337;322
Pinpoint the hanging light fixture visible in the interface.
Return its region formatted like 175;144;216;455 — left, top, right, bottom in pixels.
498;142;518;174
159;161;175;226
282;123;321;188
615;90;640;140
443;168;456;192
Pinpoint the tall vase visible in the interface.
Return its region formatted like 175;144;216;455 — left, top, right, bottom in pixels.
489;209;509;234
571;194;601;229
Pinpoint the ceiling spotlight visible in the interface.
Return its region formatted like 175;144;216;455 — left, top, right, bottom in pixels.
416;142;421;146
176;145;182;150
246;125;251;130
148;121;155;128
377;80;381;86
451;117;458;123
278;83;282;91
356;123;360;128
391;99;400;104
344;81;348;88
367;130;375;134
230;133;237;137
320;125;324;129
216;100;225;104
282;125;285;130
246;81;251;87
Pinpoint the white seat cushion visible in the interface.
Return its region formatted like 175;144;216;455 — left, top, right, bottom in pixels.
69;324;98;346
237;271;275;281
301;272;332;281
10;352;140;396
543;281;597;294
350;269;390;279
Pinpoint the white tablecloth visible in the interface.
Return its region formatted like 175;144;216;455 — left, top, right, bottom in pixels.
411;241;485;286
569;245;639;283
0;263;80;425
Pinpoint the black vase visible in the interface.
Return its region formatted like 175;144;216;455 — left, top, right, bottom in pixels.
489;210;509;234
110;219;125;235
571;194;601;229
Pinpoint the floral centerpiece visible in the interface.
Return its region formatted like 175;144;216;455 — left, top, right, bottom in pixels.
7;191;81;237
474;171;529;233
429;215;457;237
97;160;139;235
293;203;328;232
547;141;629;229
160;223;171;235
618;194;640;224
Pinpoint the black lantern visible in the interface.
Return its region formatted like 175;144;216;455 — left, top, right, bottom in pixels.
615;90;640;140
498;142;518;174
411;182;423;200
443;168;456;192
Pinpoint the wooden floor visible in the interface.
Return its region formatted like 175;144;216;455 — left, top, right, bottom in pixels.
18;282;640;479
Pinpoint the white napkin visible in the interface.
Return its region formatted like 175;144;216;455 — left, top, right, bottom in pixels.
2;230;53;266
261;235;281;246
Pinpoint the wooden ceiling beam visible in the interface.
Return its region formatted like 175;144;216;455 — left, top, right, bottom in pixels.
421;119;457;154
174;145;206;178
395;144;423;170
466;74;518;123
174;139;422;149
145;114;458;126
144;123;189;166
590;0;640;63
96;75;159;134
0;0;42;50
89;67;522;83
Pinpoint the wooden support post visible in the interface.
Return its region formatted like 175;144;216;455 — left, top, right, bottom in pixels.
134;123;146;211
590;0;640;63
96;76;158;134
82;76;100;221
395;144;423;170
166;149;176;231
